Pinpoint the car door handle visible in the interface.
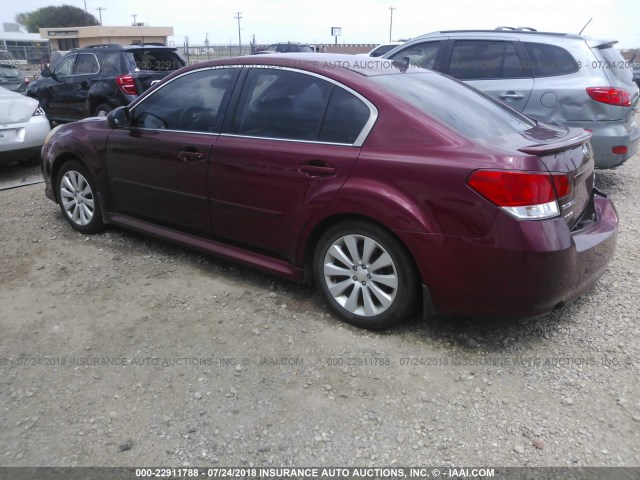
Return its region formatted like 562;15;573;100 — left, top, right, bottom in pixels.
299;164;336;177
500;91;524;100
178;151;206;163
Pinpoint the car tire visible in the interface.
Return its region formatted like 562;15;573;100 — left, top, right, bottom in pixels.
314;221;418;329
94;103;113;117
56;161;104;234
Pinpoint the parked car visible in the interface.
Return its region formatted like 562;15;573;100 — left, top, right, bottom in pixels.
41;53;617;328
0;86;51;166
383;27;640;169
253;43;315;54
366;42;404;57
0;62;25;92
26;43;186;123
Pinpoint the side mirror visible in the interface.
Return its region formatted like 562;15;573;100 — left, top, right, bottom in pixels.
108;106;130;129
40;67;52;78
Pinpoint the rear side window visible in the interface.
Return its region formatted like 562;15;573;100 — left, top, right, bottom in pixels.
598;47;633;83
319;87;370;144
127;49;185;72
448;40;527;79
232;69;332;141
231;68;371;144
522;43;578;77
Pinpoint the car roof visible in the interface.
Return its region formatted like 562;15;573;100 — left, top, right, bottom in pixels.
192;53;416;77
71;43;177;53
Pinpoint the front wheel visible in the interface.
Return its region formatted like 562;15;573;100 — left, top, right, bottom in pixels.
314;221;418;329
56;161;104;233
93;103;113;117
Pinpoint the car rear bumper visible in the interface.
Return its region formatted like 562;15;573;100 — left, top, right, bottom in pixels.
398;189;618;319
567;118;640;169
0;116;50;164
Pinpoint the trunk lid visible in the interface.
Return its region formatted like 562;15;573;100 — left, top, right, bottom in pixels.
519;126;594;229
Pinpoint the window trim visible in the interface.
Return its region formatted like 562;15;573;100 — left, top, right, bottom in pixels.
129;65;378;147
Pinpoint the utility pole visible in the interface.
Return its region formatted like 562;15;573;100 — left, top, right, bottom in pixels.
235;11;242;56
96;7;106;25
83;1;87;12
131;14;138;24
389;6;396;42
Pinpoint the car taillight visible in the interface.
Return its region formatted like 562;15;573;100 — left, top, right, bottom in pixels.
467;170;571;220
586;87;631;107
115;74;138;95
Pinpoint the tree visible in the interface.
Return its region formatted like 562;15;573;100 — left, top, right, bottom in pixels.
16;5;100;33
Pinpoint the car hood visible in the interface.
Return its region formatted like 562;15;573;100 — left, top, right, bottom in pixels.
0;87;38;124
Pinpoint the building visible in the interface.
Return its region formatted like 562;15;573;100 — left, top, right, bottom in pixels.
40;25;174;51
0;24;50;64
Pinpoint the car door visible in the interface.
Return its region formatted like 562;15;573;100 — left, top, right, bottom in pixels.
66;52;100;118
443;39;533;111
105;67;238;233
211;67;374;263
46;53;78;119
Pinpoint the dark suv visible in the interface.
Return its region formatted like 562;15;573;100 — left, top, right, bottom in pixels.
27;43;186;122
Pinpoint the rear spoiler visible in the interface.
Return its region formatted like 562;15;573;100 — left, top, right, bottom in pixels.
518;130;592;155
586;39;619;49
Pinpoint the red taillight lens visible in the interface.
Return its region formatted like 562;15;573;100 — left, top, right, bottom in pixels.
612;145;628;155
586;87;631;107
115;74;138;95
467;170;571;220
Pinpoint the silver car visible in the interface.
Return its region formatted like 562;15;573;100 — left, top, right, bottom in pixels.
383;27;640;169
0;86;51;166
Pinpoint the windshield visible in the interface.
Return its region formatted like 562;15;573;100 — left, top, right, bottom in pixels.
0;51;13;62
370;72;536;140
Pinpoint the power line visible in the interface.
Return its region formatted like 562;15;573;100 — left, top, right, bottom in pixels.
389;6;396;42
96;7;107;25
235;11;242;56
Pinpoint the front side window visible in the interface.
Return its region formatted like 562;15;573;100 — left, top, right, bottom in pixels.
448;40;527;80
74;53;99;74
231;69;332;141
131;68;236;133
388;41;442;70
53;54;78;77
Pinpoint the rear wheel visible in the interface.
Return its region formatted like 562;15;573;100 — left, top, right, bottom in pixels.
56;161;104;233
314;221;418;329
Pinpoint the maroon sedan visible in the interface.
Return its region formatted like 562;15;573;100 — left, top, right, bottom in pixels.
41;54;618;329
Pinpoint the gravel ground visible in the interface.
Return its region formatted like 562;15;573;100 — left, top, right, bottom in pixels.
0;148;639;469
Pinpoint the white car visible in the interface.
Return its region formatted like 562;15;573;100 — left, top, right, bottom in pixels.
0;86;50;166
366;42;404;57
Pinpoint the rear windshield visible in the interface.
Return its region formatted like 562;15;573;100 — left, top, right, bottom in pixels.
126;49;185;72
370;72;535;139
598;47;633;84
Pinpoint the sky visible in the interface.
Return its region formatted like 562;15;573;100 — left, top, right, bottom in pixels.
1;0;639;49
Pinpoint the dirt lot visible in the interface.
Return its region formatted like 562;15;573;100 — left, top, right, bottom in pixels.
0;153;639;469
